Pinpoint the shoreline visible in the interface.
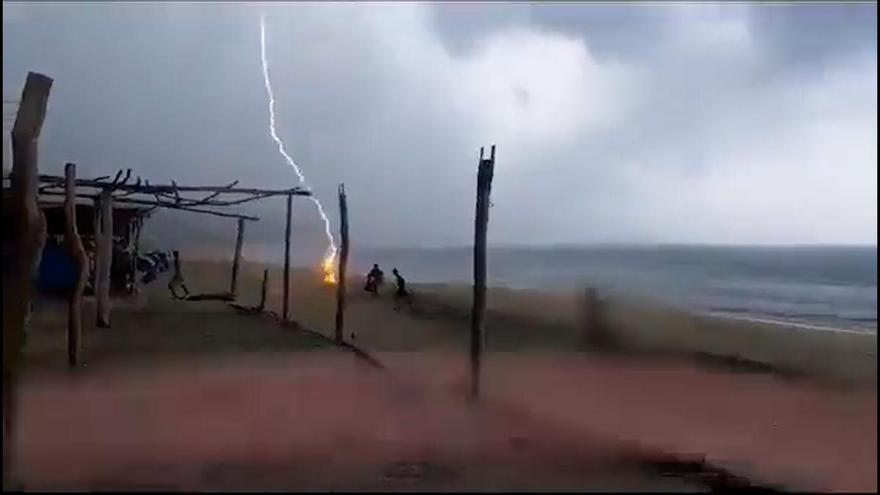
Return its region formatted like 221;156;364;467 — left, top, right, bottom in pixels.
127;259;875;384
703;311;876;335
401;279;877;384
408;279;877;334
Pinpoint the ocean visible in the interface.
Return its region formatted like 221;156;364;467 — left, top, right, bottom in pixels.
350;245;877;332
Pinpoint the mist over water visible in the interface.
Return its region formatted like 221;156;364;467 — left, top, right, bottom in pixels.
351;245;878;332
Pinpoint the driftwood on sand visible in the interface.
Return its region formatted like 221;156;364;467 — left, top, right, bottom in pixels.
184;293;235;302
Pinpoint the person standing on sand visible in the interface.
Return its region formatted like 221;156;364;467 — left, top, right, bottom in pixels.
391;267;412;311
167;250;190;300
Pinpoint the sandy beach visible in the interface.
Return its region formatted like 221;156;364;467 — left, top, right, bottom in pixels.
221;259;875;384
5;2;875;491
12;259;877;491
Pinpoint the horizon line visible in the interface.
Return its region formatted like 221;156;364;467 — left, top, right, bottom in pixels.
355;242;879;251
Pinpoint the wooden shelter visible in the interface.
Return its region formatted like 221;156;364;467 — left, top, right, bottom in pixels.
1;71;339;483
3;71;317;377
2;192;151;295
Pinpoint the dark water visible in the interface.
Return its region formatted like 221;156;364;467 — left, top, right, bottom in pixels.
351;245;877;332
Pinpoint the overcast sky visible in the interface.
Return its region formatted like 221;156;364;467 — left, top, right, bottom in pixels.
3;2;877;256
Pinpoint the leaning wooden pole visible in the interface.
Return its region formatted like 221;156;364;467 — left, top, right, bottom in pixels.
3;71;52;481
258;268;269;312
470;144;496;400
95;188;113;328
334;183;350;344
282;193;293;322
63;163;88;367
230;217;246;298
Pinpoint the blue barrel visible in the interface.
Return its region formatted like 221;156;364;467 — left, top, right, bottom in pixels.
37;243;77;293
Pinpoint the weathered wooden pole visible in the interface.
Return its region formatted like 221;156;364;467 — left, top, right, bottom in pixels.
3;71;52;480
94;188;113;327
230;217;246;297
92;196;101;304
334;183;349;344
91;201;100;293
64;163;88;367
282;193;293;322
258;268;269;312
125;222;134;294
131;218;143;295
470;144;496;400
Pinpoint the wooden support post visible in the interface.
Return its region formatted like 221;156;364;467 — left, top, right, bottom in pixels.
95;188;113;328
3;71;52;480
470;144;496;400
126;222;134;294
64;163;88;367
92;195;102;317
91;201;100;293
129;218;142;295
258;268;269;312
230;217;246;297
282;193;293;322
334;183;349;344
125;221;134;295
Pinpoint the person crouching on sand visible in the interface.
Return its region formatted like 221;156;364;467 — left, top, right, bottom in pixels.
364;264;384;297
167;250;191;300
392;267;413;311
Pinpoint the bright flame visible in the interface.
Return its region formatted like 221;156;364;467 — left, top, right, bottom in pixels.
260;13;339;281
321;252;337;285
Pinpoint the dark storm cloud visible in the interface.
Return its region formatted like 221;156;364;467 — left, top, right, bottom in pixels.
429;3;876;246
746;4;878;73
3;2;876;252
428;3;670;60
2;3;483;258
428;3;878;70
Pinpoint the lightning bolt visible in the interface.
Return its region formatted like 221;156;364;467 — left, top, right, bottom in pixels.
259;14;338;281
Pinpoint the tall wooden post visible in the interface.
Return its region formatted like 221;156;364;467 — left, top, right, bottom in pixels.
3;71;52;480
230;217;246;297
258;268;269;312
64;163;88;367
334;183;349;344
470;144;495;400
282;193;293;322
95;188;113;328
